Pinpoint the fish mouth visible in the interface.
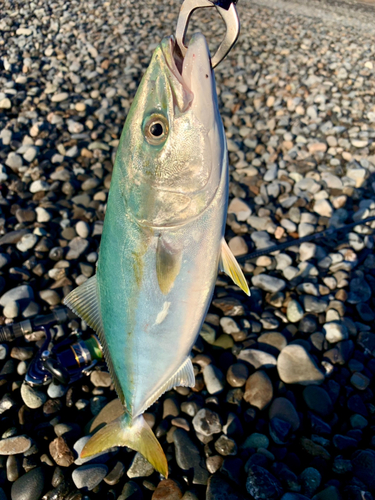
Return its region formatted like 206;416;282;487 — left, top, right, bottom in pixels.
161;33;213;99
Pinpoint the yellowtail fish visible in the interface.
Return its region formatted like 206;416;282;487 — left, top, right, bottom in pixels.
64;32;249;477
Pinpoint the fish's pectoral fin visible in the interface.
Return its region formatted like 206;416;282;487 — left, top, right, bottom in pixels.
137;357;195;416
81;414;168;477
156;236;182;295
219;238;250;296
63;275;104;336
63;276;125;404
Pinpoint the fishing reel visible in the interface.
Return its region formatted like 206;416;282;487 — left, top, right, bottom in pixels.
0;307;104;387
25;323;103;387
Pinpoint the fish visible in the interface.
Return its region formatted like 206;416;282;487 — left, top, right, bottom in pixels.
64;32;249;478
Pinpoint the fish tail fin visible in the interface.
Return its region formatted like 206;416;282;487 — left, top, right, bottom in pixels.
80;414;168;477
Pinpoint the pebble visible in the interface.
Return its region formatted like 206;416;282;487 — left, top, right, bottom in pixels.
246;465;283;500
0;436;31;455
203;365;225;394
269;397;300;431
252;274;286;293
323;322;349;343
49;437;75;467
286;300;304;323
20;382;47;409
0;285;34;307
277;345;325;385
226;363;249;387
11;467;46;500
192;409;222;437
72;464;108;491
302;386;333;416
243;370;273;410
174;429;209;485
152;479;182;500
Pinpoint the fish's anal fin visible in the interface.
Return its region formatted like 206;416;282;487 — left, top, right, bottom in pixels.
63;276;125;404
219;238;250;296
137;357;195;416
81;414;168;478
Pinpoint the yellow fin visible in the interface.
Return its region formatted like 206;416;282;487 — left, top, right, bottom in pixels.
219;238;250;296
81;414;168;478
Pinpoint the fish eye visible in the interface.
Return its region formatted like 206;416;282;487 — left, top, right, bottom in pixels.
144;114;169;146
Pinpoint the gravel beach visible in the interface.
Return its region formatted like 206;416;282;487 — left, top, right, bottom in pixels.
1;0;375;498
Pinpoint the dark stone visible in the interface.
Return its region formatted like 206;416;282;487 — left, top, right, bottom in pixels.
352;450;375;490
11;466;46;500
309;413;331;436
173;429;209;485
121;481;143;499
347;395;368;417
299;315;318;334
302;386;333;416
332;434;357;451
246;465;283;500
269;418;292;445
206;472;247;500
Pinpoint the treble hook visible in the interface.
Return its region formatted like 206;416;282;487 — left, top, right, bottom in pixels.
175;0;240;69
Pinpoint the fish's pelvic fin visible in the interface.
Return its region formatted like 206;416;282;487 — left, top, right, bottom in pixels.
137;357;195;416
63;275;104;336
219;238;250;296
63;275;125;403
81;414;168;477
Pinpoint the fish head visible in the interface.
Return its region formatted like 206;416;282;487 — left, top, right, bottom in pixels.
117;33;226;227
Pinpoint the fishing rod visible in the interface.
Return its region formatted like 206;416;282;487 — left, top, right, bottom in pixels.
237;214;375;262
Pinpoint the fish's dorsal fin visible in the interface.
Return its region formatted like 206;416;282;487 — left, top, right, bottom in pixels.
219;237;250;296
63;276;125;404
136;357;195;416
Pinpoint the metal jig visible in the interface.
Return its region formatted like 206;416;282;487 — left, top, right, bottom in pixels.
175;0;240;69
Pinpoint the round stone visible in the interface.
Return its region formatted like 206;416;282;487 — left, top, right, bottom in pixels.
226;363;249;387
72;464;108;490
243;370;273;410
277;345;325;385
269;397;300;431
302;386;333;416
20;383;47;409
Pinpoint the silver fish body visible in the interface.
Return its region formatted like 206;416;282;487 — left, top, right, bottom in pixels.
64;33;248;477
